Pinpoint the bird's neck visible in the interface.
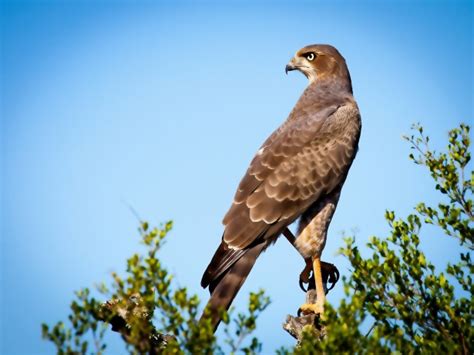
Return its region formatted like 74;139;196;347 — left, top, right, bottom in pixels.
309;72;353;100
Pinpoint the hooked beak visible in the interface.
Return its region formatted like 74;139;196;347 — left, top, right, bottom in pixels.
285;56;299;75
285;64;296;75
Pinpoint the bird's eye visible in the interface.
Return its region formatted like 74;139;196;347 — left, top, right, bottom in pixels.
305;52;316;61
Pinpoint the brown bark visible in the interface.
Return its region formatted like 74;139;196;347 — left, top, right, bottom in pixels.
282;289;326;342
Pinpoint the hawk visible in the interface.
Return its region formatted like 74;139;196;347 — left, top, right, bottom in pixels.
201;44;361;330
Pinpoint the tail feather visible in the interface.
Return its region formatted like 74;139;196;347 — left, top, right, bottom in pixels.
201;241;245;290
200;242;266;331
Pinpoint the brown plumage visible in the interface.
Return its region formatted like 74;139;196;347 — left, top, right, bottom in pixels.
201;44;361;330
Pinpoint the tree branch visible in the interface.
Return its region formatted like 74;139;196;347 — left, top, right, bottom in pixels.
282;289;326;341
97;294;175;354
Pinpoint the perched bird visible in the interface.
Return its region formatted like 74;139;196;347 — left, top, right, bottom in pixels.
201;44;361;330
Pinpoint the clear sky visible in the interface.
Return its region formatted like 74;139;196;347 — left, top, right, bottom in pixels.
1;0;472;353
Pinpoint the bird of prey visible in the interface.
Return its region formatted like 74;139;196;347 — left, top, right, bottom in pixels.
201;44;361;330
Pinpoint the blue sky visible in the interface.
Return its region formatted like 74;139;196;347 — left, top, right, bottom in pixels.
1;0;472;353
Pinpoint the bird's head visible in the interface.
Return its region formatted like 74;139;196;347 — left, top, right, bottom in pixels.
285;44;349;85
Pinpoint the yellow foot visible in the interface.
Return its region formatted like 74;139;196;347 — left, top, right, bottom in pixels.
298;303;324;316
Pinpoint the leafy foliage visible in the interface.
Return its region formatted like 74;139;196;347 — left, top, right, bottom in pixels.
41;288;107;355
42;221;270;354
287;123;473;353
224;290;271;354
43;123;472;353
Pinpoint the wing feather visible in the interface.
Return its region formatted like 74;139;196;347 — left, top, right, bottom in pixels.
204;100;361;285
223;102;360;249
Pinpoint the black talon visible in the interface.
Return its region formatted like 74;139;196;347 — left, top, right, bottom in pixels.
299;262;339;294
322;263;340;293
299;270;316;293
299;278;307;292
326;267;340;291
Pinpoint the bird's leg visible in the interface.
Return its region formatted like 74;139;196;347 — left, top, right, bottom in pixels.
299;256;325;315
282;227;297;244
282;229;313;288
282;227;339;292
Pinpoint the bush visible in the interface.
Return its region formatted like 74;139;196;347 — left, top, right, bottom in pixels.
43;123;473;354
